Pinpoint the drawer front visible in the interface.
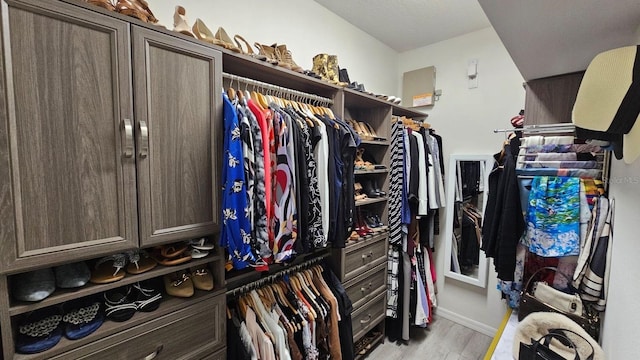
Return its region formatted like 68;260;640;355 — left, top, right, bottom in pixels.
351;291;386;341
344;263;387;309
201;347;226;360
57;296;225;360
344;236;387;281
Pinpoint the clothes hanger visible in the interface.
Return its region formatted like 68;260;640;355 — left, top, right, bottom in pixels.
226;76;236;100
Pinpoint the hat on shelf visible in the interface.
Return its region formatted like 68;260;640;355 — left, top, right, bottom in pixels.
572;45;640;164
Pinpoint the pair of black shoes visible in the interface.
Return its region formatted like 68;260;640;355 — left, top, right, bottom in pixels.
365;214;385;229
362;180;385;198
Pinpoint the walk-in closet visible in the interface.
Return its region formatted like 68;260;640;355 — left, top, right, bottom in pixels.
0;0;637;359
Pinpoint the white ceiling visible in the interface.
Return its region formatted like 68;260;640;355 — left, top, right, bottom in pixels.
479;0;640;80
313;0;492;52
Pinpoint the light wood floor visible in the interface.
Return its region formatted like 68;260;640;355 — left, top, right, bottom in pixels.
365;317;493;360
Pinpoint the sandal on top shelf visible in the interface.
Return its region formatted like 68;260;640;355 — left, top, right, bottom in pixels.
90;254;127;284
234;35;267;61
188;237;215;251
192;19;229;48
115;0;158;24
85;0;115;12
152;243;192;266
255;43;287;67
172;6;194;37
125;249;157;275
214;27;241;53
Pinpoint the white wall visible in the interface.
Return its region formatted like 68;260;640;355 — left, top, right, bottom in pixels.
397;27;525;334
600;25;640;359
151;0;399;96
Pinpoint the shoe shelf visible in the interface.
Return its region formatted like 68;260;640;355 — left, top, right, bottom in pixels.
346;230;389;249
355;197;388;207
344;88;396;109
354;169;388;175
12;288;225;360
8;254;225;316
359;139;390;146
391;104;429;119
354;329;385;360
221;50;340;98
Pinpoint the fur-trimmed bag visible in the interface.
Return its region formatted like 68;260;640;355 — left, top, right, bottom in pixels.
513;312;604;360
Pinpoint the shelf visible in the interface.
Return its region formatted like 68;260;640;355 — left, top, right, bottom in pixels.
9;254;224;316
392;105;429;119
354;331;385;360
223;52;341;99
355;197;388;207
354;169;388;175
13;288;225;360
344;88;397;109
346;230;389;250
359;139;389;146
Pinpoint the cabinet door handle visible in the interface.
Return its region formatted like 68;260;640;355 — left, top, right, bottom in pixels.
139;120;149;158
360;314;372;324
122;118;134;158
141;344;163;360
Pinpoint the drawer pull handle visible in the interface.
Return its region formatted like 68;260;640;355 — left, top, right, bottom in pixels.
360;282;373;292
142;345;163;360
360;314;372;325
122;118;134;158
361;251;374;261
139;120;149;158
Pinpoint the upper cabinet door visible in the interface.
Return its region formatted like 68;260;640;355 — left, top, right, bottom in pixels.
0;0;138;272
132;26;221;247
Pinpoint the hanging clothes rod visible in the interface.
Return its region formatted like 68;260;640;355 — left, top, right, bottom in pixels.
223;72;334;106
493;123;576;134
225;252;330;297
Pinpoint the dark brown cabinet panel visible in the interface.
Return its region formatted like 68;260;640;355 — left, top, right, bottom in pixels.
132;26;221;246
0;0;137;272
524;72;584;125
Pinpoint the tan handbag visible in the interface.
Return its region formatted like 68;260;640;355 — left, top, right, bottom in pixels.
519;267;600;340
533;281;583;316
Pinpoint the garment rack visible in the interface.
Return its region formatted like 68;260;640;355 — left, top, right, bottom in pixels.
225;253;330;297
493;123;575;134
223;72;334;106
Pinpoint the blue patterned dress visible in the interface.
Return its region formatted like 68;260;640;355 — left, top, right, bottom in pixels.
526;176;581;257
220;93;256;269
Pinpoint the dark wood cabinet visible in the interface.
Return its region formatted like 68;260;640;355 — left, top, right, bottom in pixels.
524;72;584;125
0;0;137;273
132;26;221;247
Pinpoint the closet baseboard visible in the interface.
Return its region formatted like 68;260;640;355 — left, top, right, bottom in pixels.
434;307;498;337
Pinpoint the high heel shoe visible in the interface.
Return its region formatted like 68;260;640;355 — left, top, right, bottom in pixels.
86;0;115;12
115;0;157;23
214;27;241;53
354;182;367;201
362;180;380;198
172;6;194;37
312;54;330;82
192;19;227;48
234;35;267;61
360;121;385;141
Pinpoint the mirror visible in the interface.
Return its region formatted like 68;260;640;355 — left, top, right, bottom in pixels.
443;154;493;288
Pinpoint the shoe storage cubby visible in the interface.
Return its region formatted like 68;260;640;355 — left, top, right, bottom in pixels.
1;248;225;359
